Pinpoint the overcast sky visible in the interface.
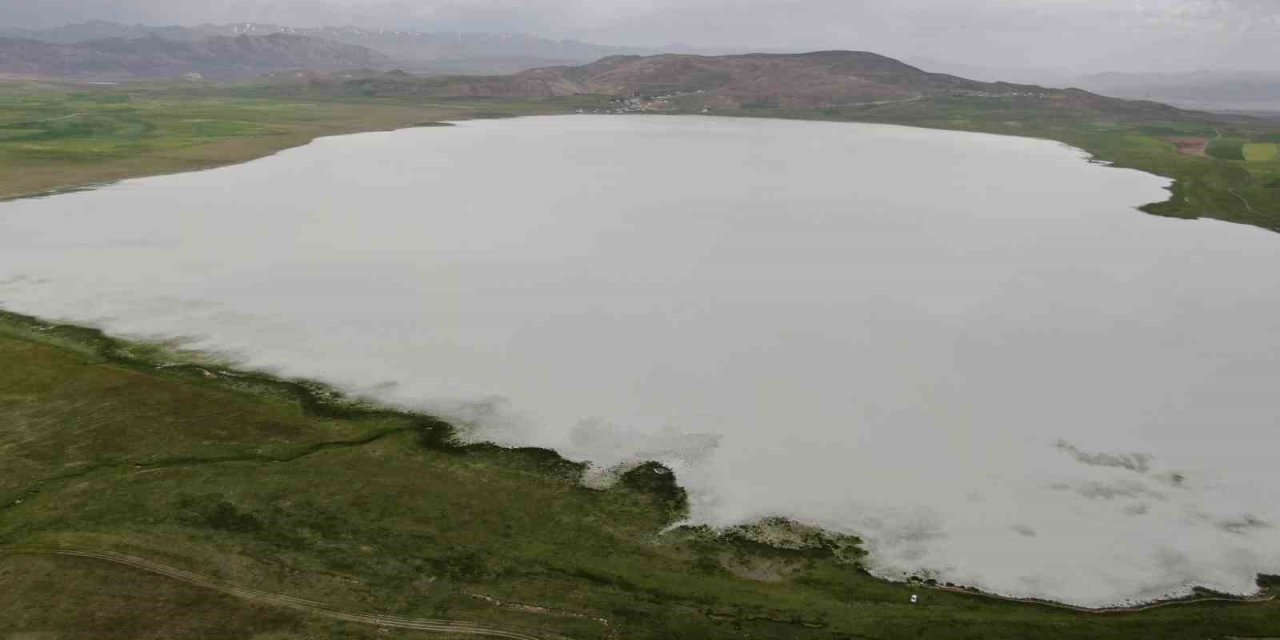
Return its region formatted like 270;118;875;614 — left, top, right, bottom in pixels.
3;0;1277;73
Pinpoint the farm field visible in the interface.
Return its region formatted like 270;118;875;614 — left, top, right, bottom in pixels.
1244;142;1278;162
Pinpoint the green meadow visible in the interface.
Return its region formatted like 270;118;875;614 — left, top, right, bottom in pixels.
1244;143;1278;162
0;82;575;201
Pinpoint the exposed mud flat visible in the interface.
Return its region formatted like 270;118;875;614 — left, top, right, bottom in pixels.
1;115;1277;607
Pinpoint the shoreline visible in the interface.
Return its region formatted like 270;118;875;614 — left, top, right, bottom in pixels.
0;92;575;204
2;306;1275;613
0;112;1275;618
0;101;1189;221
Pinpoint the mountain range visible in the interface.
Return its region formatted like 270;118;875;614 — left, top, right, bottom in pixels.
0;33;392;80
0;21;1262;120
0;21;654;76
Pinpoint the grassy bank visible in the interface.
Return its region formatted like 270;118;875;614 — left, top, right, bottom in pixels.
2;80;1277;230
2;310;1280;639
700;96;1280;232
0;81;587;201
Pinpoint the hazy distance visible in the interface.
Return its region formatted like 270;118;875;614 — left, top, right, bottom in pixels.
3;0;1278;75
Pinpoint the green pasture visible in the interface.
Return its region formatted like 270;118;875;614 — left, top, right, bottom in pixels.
1244;142;1278;162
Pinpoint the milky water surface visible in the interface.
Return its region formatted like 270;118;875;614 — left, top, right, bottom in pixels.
2;115;1278;607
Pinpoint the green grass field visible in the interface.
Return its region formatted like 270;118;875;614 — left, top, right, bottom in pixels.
1244;143;1279;162
0;82;578;202
3;80;1280;639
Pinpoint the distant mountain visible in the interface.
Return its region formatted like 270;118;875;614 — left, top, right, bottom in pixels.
0;20;195;44
224;26;655;74
0;33;393;80
305;51;1188;119
0;21;655;75
1073;71;1280;113
310;51;993;103
508;51;988;105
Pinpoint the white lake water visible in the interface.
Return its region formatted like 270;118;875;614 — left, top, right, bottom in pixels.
2;115;1278;607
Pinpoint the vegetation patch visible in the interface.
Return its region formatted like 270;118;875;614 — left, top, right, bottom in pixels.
1207;137;1246;160
0;83;573;201
1244;143;1279;162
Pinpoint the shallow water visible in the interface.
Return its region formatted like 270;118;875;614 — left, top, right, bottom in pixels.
2;115;1278;606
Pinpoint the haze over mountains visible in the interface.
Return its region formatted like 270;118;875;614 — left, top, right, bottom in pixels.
1071;72;1280;114
0;26;1204;123
903;59;1280;114
0;33;393;80
0;20;655;77
1;20;1276;114
263;50;1192;125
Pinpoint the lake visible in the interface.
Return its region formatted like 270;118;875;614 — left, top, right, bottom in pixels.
2;115;1277;607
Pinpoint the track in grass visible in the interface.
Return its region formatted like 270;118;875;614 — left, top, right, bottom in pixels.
0;547;555;640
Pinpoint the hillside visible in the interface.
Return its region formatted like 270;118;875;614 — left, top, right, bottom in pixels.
286;50;1193;120
509;52;1208;116
0;33;392;80
513;51;986;104
308;50;989;103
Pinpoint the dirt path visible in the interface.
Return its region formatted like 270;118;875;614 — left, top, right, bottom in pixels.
0;547;552;640
1229;188;1256;213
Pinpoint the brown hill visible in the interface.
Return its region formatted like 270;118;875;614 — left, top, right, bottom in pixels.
508;51;986;105
360;51;983;104
284;51;1191;120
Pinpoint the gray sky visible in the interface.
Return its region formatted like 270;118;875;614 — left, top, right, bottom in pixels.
3;0;1278;73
